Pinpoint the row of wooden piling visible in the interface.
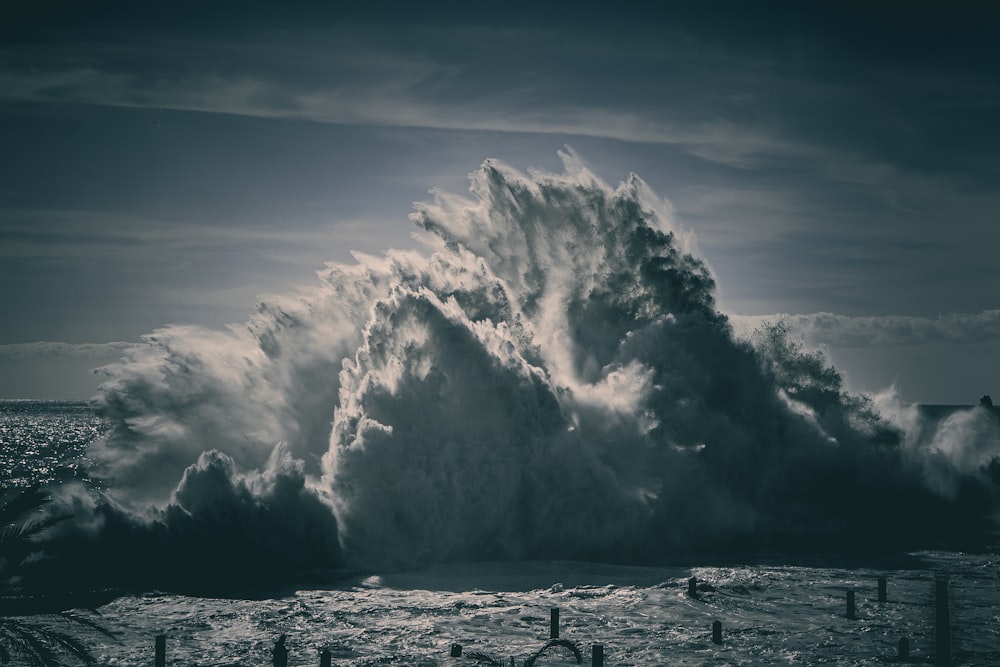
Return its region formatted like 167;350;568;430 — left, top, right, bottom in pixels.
837;575;951;666
844;574;887;620
150;575;955;667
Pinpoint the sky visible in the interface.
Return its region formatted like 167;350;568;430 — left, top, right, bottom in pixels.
1;0;998;403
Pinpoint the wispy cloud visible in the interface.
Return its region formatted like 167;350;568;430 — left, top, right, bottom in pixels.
5;6;995;180
0;17;828;174
0;208;397;260
729;311;1000;348
0;63;805;168
0;341;139;359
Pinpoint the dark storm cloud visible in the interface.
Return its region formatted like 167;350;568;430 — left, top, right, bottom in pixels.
4;2;996;171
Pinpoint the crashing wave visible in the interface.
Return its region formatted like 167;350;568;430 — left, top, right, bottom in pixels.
46;151;999;588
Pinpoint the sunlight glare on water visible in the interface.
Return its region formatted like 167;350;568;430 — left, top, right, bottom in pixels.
0;399;104;487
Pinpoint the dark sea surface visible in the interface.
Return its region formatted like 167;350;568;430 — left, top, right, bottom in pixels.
17;552;1000;666
1;401;999;665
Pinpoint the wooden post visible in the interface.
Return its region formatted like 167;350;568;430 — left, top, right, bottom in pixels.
846;590;856;620
878;575;887;604
155;634;166;667
273;634;288;667
450;644;463;657
688;576;698;597
898;637;910;661
712;620;722;645
320;648;332;667
550;608;560;639
592;643;604;667
935;578;951;667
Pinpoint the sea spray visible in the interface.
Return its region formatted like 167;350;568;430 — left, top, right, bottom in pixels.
46;151;1000;589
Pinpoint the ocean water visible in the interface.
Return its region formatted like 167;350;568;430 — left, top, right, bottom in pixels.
0;399;104;489
22;552;1000;666
4;401;1000;666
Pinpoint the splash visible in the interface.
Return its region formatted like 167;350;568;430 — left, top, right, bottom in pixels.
50;151;1000;588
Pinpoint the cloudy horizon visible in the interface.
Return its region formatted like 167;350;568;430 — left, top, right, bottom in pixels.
2;1;998;403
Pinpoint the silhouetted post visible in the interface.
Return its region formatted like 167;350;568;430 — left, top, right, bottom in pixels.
592;644;604;667
898;637;910;662
846;590;856;620
550;608;560;639
320;648;332;667
688;576;698;597
935;578;951;667
154;634;165;667
450;644;463;657
878;576;887;604
273;634;288;667
712;620;722;645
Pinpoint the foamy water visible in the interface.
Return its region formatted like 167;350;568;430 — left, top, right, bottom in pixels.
24;555;998;666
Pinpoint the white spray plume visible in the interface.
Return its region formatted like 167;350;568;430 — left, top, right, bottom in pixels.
77;152;1000;581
